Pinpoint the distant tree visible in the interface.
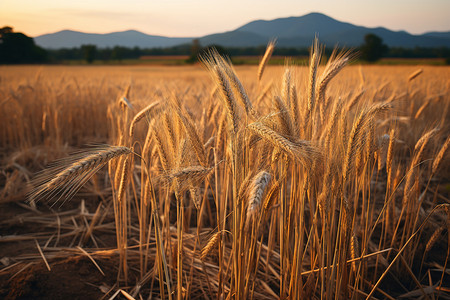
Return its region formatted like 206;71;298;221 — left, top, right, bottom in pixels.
360;33;388;62
81;44;97;64
111;46;124;62
0;26;47;64
187;39;201;63
200;44;229;58
186;40;230;63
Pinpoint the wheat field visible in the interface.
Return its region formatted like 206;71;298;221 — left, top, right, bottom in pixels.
0;44;449;299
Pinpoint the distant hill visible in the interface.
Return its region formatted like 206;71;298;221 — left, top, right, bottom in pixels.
423;31;450;39
35;13;450;49
35;30;192;49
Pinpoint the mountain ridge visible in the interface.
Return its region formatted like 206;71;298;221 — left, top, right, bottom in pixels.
34;12;450;49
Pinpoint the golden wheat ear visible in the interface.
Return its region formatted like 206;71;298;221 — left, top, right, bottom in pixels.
257;40;276;82
28;145;132;206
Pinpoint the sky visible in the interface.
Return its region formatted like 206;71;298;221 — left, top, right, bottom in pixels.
1;0;450;37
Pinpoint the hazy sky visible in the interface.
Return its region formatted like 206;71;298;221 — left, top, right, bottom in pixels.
1;0;449;37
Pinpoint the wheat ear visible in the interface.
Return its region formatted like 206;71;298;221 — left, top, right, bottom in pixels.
174;109;207;166
316;49;352;104
414;127;439;164
257;40;275;82
263;174;285;215
386;128;395;187
342;102;391;183
307;38;321;112
281;68;291;107
273;95;296;136
408;68;423;82
246;171;271;231
129;101;160;137
29;146;131;205
248;122;320;168
425;226;444;254
152;124;172;171
201;232;221;260
169;165;214;193
117;155;131;203
216;55;257;118
350;233;360;273
432;135;450;174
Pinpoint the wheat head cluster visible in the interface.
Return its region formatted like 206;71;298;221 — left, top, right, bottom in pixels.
1;39;449;299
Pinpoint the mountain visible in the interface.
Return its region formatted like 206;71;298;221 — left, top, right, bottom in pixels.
35;30;192;49
200;13;450;48
34;13;450;49
423;31;450;39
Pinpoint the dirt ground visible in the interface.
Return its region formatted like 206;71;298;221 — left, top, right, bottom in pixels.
0;197;130;300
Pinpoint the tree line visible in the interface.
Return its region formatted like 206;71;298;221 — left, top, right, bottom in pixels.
1;26;450;64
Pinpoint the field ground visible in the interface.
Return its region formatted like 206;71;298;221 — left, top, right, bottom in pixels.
47;56;449;66
0;62;449;299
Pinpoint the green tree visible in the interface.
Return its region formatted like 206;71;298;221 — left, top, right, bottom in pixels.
111;46;124;62
186;39;230;63
187;39;201;63
81;44;97;64
0;26;47;64
360;33;388;62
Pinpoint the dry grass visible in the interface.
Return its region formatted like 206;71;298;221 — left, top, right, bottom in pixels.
0;44;449;299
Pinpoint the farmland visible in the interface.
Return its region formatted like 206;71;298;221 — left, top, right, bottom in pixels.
0;49;449;299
